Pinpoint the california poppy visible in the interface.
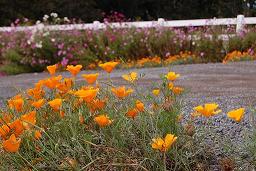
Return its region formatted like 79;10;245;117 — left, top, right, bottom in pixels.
87;99;106;112
111;86;133;99
21;111;37;129
43;75;62;89
126;108;139;119
151;133;177;152
47;64;57;75
48;99;62;111
171;86;184;95
56;78;73;94
152;89;160;96
193;103;222;117
34;130;42;140
0;124;10;140
227;108;245;122
66;65;83;76
122;72;137;83
165;72;180;81
31;99;45;109
99;62;118;73
27;87;45;99
2;134;21;152
94;115;112;127
82;73;99;84
8;96;24;112
135;100;144;112
9;119;24;137
74;89;98;103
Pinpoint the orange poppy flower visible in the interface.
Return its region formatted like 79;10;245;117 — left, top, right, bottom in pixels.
60;111;65;118
34;130;42;140
82;73;99;84
126;108;139;119
0;124;10;140
47;64;57;75
0;113;12;125
31;99;45;109
48;99;62;111
193;103;222;117
79;115;85;124
8;96;24;112
66;65;83;76
27;87;45;99
74;89;98;103
9;119;24;137
21;111;36;129
94;115;112;127
87;99;106;112
111;86;133;99
99;62;119;73
151;133;177;152
3;134;21;152
135;100;145;112
43;75;62;89
227;108;245;122
165;72;180;81
171;86;184;95
122;72;138;83
56;78;73;93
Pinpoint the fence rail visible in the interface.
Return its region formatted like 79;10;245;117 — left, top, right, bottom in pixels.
0;15;255;34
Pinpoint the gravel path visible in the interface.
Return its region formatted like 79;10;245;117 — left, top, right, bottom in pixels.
0;61;256;169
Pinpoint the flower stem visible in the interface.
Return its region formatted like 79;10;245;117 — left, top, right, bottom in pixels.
163;152;167;171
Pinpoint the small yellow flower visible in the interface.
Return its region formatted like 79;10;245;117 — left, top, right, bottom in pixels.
168;82;174;89
227;108;245;122
151;133;177;152
122;72;138;83
165;72;180;81
152;89;160;96
193;103;222;117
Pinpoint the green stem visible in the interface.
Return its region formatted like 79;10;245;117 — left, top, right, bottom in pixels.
163;152;167;171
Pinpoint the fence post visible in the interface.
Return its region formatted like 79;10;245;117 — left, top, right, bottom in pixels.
157;18;165;27
236;15;245;34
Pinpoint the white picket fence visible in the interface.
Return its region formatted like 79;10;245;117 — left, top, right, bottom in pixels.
0;15;255;35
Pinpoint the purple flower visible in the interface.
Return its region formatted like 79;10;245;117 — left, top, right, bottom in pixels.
61;57;69;66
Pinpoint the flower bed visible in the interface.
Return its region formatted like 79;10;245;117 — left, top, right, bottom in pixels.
1;25;256;75
0;62;249;170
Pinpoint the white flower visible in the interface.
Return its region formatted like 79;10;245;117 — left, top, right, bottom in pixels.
50;12;58;18
51;38;55;42
36;20;41;25
43;31;49;37
27;40;31;45
64;17;70;22
43;15;49;21
35;41;43;48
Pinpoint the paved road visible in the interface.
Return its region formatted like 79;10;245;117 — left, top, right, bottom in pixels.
1;61;255;105
0;61;256;169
